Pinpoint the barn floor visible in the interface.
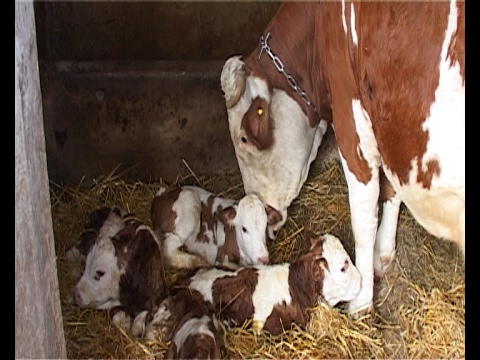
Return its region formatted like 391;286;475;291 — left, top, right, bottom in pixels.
50;158;465;359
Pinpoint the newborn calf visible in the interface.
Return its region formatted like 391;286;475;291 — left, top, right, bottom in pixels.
164;307;224;360
165;233;361;335
151;185;270;269
73;211;168;336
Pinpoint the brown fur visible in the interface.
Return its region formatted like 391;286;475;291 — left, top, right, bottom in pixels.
215;226;240;265
241;97;274;151
76;206;122;257
164;307;223;360
242;2;463;188
110;219;168;324
197;196;217;244
150;187;182;234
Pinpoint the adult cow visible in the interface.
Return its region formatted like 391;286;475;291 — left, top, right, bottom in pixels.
220;1;464;315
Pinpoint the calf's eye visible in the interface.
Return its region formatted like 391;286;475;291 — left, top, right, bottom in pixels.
242;226;247;233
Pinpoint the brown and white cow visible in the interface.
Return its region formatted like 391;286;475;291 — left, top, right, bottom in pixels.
73;211;168;336
220;1;464;316
146;233;361;337
151;185;270;269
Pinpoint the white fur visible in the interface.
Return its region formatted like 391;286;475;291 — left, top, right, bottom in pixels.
321;234;362;306
350;3;358;46
189;268;239;304
155;186;270;269
74;235;124;309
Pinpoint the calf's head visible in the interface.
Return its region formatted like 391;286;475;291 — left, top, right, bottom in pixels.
311;233;362;306
74;233;123;309
221;56;328;238
217;193;269;265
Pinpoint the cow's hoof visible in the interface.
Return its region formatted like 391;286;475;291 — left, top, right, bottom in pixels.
373;251;396;278
251;320;264;335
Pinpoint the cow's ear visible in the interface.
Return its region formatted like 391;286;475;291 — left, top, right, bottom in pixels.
241;97;274;151
221;56;246;109
216;206;237;226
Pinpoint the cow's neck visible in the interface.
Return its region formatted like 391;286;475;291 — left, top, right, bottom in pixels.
245;2;332;127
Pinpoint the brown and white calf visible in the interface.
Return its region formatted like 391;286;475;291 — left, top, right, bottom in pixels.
73;212;168;336
151;185;270;269
147;233;361;337
220;1;464;315
164;307;224;360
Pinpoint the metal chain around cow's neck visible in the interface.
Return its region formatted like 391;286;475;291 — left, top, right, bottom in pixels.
258;32;321;119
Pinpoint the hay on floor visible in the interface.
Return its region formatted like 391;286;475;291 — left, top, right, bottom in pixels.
50;159;465;359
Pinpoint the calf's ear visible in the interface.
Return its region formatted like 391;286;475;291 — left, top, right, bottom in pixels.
216;206;237;227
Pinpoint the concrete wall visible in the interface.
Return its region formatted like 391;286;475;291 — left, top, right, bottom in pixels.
35;2;284;186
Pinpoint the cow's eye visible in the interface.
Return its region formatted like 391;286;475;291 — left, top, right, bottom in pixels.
241;136;248;144
94;270;105;281
242;226;247;233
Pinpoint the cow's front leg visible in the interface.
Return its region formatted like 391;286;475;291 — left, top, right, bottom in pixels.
339;154;379;317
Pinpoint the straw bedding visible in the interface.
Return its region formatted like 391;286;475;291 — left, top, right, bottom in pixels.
50;159;465;359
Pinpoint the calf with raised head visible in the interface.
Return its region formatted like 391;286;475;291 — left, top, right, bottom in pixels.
151;185;270;270
151;233;361;336
73;212;168;336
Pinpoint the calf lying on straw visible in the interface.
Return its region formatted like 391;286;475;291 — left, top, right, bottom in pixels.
145;233;361;337
151;185;270;269
164;305;225;360
71;207;168;336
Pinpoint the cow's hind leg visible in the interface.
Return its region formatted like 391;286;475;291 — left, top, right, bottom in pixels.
163;233;209;269
374;197;401;277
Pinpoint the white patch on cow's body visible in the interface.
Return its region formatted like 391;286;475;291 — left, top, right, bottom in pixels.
229;87;327;233
189;268;238;304
373;197;401;276
321;234;362;306
350;3;358;46
341;0;347;34
173;315;216;350
251;264;291;325
383;0;465;248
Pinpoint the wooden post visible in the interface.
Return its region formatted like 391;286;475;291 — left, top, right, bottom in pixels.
15;1;67;358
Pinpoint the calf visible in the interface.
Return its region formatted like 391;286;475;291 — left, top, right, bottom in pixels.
164;309;224;360
151;185;270;269
73;213;168;336
149;233;361;336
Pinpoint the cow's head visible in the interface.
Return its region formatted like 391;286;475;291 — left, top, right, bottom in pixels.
221;56;328;239
217;193;269;265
